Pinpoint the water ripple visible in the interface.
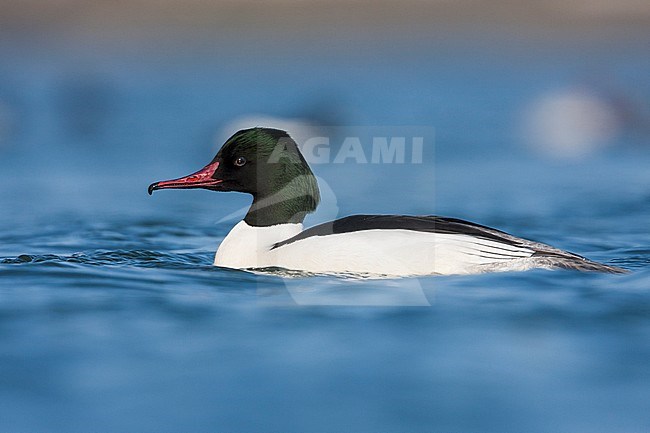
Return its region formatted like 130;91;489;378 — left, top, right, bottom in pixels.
1;250;214;270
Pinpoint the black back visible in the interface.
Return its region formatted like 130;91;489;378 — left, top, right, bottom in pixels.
272;214;524;249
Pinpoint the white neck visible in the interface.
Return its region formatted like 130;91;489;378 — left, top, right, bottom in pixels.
214;220;303;269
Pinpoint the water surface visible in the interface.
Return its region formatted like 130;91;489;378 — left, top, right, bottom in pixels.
1;39;649;432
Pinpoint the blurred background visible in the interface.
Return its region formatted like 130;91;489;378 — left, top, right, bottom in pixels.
1;0;649;224
1;2;650;433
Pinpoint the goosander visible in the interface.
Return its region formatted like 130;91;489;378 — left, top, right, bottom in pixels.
148;127;625;276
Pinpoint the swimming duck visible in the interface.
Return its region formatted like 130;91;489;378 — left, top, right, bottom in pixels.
148;127;625;276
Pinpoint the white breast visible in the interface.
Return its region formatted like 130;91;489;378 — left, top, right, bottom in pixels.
214;221;538;276
214;221;302;269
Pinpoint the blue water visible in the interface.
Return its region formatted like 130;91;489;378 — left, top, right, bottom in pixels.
1;38;650;432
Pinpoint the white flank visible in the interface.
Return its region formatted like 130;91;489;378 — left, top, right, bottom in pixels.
214;221;541;276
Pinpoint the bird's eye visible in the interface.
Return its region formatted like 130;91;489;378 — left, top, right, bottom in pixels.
233;156;247;167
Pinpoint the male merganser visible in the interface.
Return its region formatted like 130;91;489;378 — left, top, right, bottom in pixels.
148;127;625;276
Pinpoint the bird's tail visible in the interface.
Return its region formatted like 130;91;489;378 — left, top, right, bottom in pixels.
532;252;628;274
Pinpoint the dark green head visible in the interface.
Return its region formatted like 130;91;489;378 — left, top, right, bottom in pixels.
149;127;321;226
